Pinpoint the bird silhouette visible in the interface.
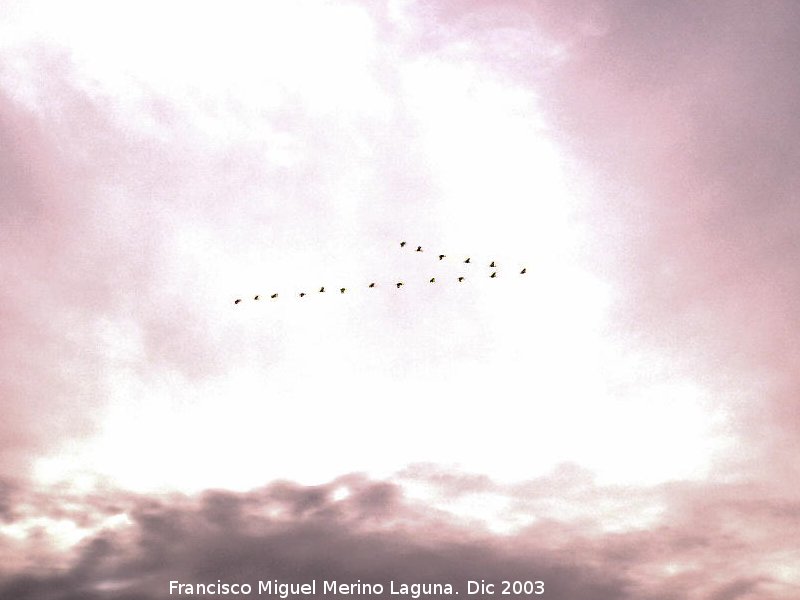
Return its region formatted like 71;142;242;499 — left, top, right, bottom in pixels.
319;286;325;293
438;254;445;260
234;299;242;304
400;241;406;247
271;293;278;299
416;246;422;252
458;276;465;282
254;295;260;300
368;282;375;288
299;292;306;297
340;288;346;294
520;268;526;274
464;258;471;264
396;282;403;288
490;272;497;278
490;261;495;268
430;277;435;283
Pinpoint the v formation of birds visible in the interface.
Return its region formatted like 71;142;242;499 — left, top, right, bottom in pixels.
234;242;527;304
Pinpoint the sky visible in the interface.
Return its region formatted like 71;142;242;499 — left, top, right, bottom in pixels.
0;1;798;599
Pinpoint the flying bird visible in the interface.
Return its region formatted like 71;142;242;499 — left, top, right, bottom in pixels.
490;261;495;268
490;272;497;278
438;254;445;260
299;292;306;297
458;276;465;282
319;286;325;292
340;288;346;294
396;282;403;288
234;299;242;304
254;295;260;300
271;293;278;299
520;268;526;274
369;282;375;288
416;246;422;252
464;258;471;264
400;241;406;247
430;277;435;283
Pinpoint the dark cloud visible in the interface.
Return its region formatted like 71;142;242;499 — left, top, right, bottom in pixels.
1;473;798;600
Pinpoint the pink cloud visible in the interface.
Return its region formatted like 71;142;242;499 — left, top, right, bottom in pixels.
411;0;800;482
2;3;799;597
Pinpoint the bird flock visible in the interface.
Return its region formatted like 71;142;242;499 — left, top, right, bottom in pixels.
234;241;527;305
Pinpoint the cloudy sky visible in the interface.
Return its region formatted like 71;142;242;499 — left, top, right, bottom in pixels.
1;1;798;598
